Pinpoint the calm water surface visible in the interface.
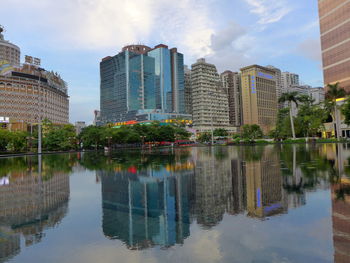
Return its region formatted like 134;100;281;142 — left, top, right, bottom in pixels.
0;144;350;263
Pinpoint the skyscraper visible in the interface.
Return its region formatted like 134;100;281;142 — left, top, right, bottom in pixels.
240;65;278;133
100;44;185;124
184;65;192;115
191;58;230;132
318;0;350;91
221;71;242;127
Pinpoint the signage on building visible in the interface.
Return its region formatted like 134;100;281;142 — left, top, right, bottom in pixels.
0;60;13;76
25;55;41;66
0;117;10;123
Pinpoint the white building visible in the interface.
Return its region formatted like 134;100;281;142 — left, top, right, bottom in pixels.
191;58;231;132
309;87;325;104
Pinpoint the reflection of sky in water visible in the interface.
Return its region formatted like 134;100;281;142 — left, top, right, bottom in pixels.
0;144;349;263
0;177;9;185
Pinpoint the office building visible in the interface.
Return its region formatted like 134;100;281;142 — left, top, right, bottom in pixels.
318;0;350;91
240;65;278;133
221;71;242;127
100;44;186;124
0;28;69;126
191;58;230;132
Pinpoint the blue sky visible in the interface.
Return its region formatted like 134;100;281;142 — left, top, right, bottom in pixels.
1;0;323;123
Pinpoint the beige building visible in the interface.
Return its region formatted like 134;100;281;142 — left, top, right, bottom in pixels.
0;29;69;126
241;65;278;134
318;0;350;91
221;71;242;127
0;26;20;67
191;58;231;132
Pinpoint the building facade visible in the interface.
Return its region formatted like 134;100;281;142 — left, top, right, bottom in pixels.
100;44;186;124
184;65;192;115
266;66;285;108
318;0;350;91
221;71;242;127
191;58;230;132
241;65;278;133
0;26;20;67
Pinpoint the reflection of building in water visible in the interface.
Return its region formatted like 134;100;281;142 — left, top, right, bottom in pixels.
245;147;287;218
100;164;194;250
332;179;350;263
227;158;246;215
0;169;69;260
0;227;20;263
193;148;235;227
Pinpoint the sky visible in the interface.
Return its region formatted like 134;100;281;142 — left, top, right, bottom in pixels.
1;0;323;124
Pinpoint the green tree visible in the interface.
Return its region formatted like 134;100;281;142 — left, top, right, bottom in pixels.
241;124;263;141
341;98;350;126
79;125;106;150
213;128;228;137
198;132;211;143
325;82;346;139
43;124;77;151
278;91;303;139
7;131;28;152
270;108;291;139
0;129;10;151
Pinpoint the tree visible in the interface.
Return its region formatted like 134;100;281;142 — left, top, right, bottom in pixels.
79;126;106;150
43;124;77;151
241;124;263;141
341;98;350;126
213;128;228;137
270;108;291;139
0;129;10;151
278;91;303;139
295;101;326;137
198;132;211;143
7;131;28;152
325;82;346;139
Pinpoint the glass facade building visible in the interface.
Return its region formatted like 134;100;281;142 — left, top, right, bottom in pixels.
100;44;186;124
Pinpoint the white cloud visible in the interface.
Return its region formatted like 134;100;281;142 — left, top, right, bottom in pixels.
244;0;292;24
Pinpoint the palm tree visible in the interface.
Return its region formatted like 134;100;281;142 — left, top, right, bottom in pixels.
325;82;346;139
279;91;302;139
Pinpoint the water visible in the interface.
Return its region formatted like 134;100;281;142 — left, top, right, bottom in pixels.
0;144;349;263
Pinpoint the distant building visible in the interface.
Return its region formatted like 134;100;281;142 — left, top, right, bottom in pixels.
221;71;242;127
75;121;86;135
266;66;285;108
0;26;20;67
282;72;300;89
93;110;100;126
184;65;192;115
100;44;187;125
318;0;350;91
0;28;69;126
240;65;278;133
191;58;231;132
309;87;325;104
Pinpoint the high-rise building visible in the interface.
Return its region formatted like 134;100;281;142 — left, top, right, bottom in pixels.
318;0;350;91
266;66;285;108
0;26;20;67
221;71;242;127
100;44;186;124
184;65;192;115
191;58;230;132
0;28;69;126
282;72;300;90
240;65;278;133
